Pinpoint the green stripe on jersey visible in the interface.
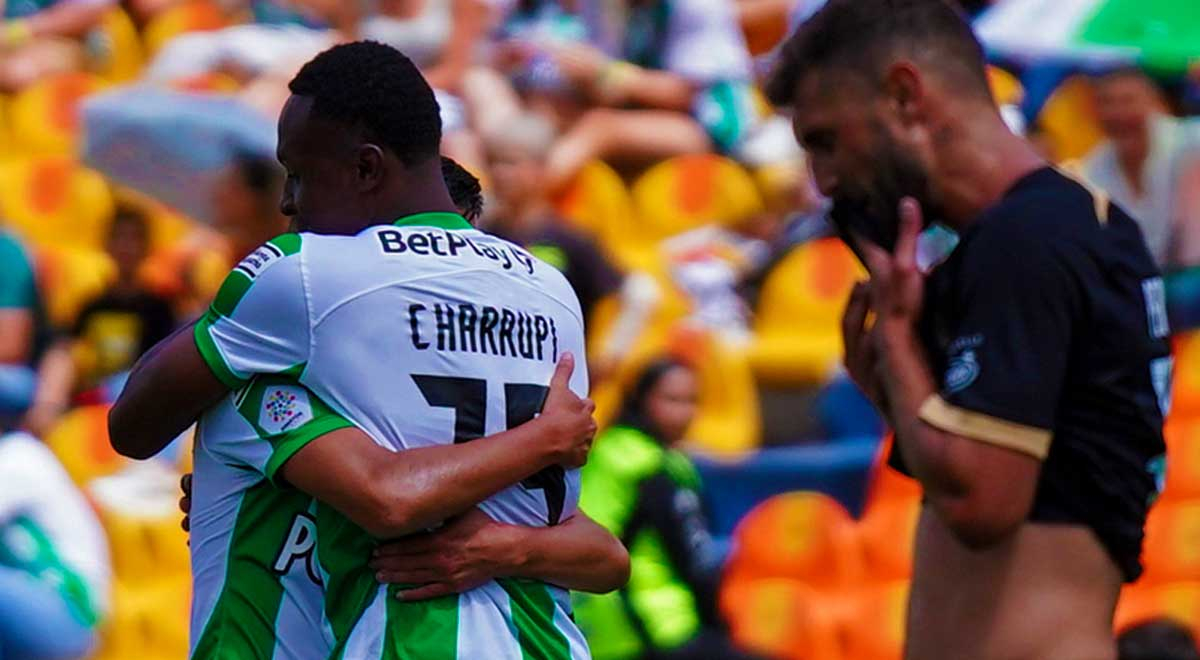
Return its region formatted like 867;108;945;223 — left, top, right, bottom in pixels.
211;270;254;318
192;483;312;659
194;313;248;389
500;579;571;660
269;233;303;256
382;587;459;660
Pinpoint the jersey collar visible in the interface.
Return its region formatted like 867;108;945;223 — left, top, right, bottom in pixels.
392;212;472;231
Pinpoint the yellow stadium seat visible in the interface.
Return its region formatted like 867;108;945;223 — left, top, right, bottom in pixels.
749;238;866;385
1164;419;1200;500
1172;330;1200;420
554;160;653;271
8;73;107;155
725;492;865;591
92;575;190;660
0;156;115;250
1115;582;1200;638
721;578;845;660
143;0;230;57
684;328;761;454
36;245;115;327
1037;75;1105;163
1141;500;1200;585
0;96;10;161
88;464;190;585
90;8;145;83
44;405;127;485
841;581;910;660
858;493;920;583
987;65;1024;108
631;154;764;244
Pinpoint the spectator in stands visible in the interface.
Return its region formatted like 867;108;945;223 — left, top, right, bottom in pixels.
1118;619;1200;660
0;0;115;91
1085;67;1200;269
575;359;762;660
212;151;290;262
71;205;176;391
506;0;757;191
482;115;659;381
0;231;44;425
0;428;110;660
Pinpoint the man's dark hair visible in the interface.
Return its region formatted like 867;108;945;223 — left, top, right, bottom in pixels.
108;202;150;243
231;150;283;196
1118;619;1200;660
440;156;484;224
766;0;991;108
289;41;442;166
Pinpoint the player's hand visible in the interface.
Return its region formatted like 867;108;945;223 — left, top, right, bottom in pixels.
842;280;886;408
370;508;514;602
538;352;597;469
180;473;193;533
858;197;926;333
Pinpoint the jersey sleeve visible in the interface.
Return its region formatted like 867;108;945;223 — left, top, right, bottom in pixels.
193;234;310;389
215;376;354;485
918;228;1081;460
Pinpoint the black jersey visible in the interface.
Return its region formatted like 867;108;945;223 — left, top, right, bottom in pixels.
891;167;1172;581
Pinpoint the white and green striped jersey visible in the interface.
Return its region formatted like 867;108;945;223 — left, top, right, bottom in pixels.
190;376;352;659
193;212;591;660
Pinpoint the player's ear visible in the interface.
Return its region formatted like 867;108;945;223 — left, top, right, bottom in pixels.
355;144;386;192
883;61;926;126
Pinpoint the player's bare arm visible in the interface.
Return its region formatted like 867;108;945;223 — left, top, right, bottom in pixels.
859;199;1040;548
110;321;228;459
279;353;598;538
370;507;630;601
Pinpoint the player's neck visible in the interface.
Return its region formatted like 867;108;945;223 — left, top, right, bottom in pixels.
934;111;1045;232
365;174;460;231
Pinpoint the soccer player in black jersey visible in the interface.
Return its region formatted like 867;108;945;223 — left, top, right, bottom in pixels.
768;2;1171;659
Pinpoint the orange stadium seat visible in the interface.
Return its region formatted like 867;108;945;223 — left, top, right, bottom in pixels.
1141;500;1200;585
725;491;865;591
90;8;145;83
749;237;865;385
8;72;107;155
841;581;910;660
859;494;921;583
143;0;231;57
987;65;1024;108
44;405;127;485
721;578;844;660
1164;418;1200;500
1036;75;1105;163
631;154;764;244
1115;582;1200;638
1172;330;1200;420
0;156;115;250
863;436;923;509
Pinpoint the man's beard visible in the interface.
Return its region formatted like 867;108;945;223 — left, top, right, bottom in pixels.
829;140;938;263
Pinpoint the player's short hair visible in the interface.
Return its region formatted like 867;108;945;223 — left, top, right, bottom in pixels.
289;41;442;166
766;0;991;108
441;156;484;224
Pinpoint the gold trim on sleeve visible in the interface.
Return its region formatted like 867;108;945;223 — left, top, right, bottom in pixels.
918;395;1052;460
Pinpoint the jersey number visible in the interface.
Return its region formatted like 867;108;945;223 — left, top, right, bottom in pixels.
412;375;567;525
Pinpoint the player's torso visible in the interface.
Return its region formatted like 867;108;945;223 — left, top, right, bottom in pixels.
190;397;334;660
295;223;590;659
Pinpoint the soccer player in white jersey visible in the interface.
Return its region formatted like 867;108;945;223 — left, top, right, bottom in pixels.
110;42;629;659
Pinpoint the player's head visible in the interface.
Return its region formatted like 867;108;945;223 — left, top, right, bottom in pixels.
214;151;287;239
1093;67;1163;158
281;41;443;233
766;0;993;252
618;358;699;446
441;156;484;225
1117;619;1200;660
483;115;555;219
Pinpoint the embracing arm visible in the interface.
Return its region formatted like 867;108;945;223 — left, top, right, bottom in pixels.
109;322;228;459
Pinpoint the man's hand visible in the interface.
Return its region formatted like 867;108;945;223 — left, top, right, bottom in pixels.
538;352;597;469
842;280;886;408
180;472;192;533
370;508;513;602
858;197;926;337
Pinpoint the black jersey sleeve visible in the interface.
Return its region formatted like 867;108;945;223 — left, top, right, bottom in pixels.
918;222;1083;460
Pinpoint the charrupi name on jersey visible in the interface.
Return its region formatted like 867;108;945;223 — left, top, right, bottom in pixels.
409;301;559;363
377;229;535;275
234;243;285;279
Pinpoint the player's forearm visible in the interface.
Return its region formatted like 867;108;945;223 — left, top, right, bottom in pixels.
363;419;567;537
492;513;630;593
878;322;971;499
110;323;222;459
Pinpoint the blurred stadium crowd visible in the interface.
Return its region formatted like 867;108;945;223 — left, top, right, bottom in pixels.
2;0;1200;658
